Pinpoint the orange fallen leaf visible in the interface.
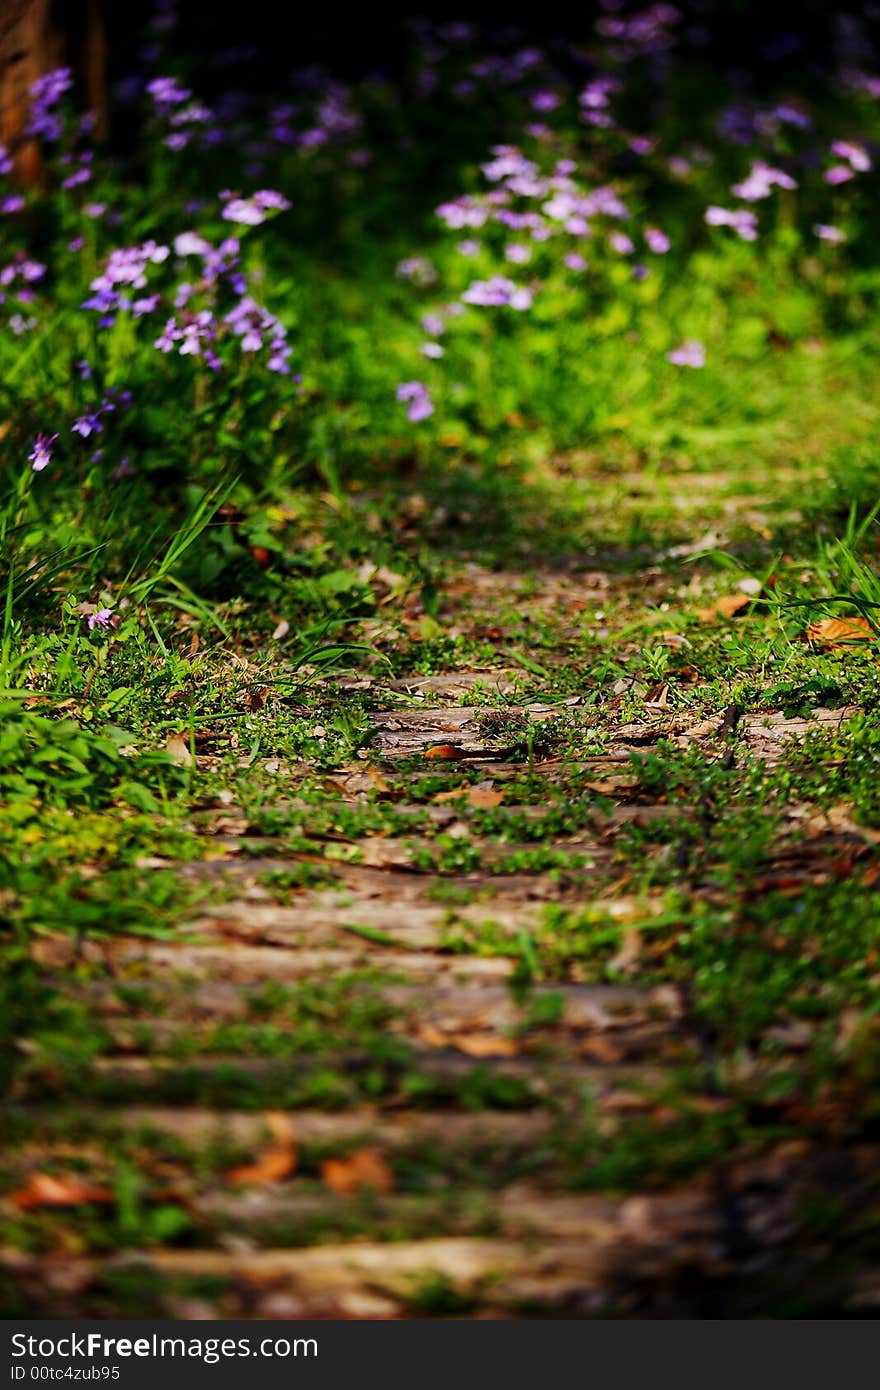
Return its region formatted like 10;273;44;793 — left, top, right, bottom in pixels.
696;593;751;622
425;743;467;760
321;1147;394;1196
806;616;874;648
417;1023;518;1057
225;1112;297;1186
433;784;504;809
365;766;392;793
453;1032;518;1058
580;1036;625;1064
9;1173;114;1210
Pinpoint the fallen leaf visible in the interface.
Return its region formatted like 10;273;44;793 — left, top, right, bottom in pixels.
271;619;290;641
696;593;751;622
321;1148;394;1196
9;1173;113;1210
608;926;642;974
417;1023;518;1057
579;1035;625;1063
806;616;874;648
225;1112;297;1186
425;743;468;760
164;735;194;767
365;766;391;794
433;782;504;808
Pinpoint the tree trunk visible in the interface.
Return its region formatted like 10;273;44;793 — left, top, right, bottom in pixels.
0;0;106;184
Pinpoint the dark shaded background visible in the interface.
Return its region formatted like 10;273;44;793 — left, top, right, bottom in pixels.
108;1;874;84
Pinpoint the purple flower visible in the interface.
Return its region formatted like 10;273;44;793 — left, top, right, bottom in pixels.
831;140;871;172
26;67;72;142
563;252;587;272
814;223;846;244
72;411;103;438
396;255;438;285
824;165;855;186
147;76;191;110
705;205;758;241
220;189;289;226
644;227;671;254
530;91;560;112
1;194;24;214
462;276;533;309
28;432;58;472
732;160;797;201
173;231;210;256
133;294;160;317
609;231;634;256
667;340;705;368
396;381;434;422
87;607;114;631
62;165;92;190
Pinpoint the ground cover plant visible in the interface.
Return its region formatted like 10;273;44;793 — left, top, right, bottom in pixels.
1;1;880;1318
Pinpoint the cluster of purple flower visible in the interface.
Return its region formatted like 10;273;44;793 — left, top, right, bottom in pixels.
396;137;693;416
146;75;217;150
220;188;291;226
26;67;73;143
79;190;293;377
461;276;533;309
82;241;170;324
223;295;292;373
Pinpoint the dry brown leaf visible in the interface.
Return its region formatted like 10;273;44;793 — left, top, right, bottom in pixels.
164;735;194;767
583;776;639;795
454;1032;518;1058
608;926;642;974
433;783;505;809
424;743;468;760
225;1112;297;1186
579;1036;625;1064
417;1023;518;1058
320;1147;394;1196
806;616;874;648
696;593;751;622
9;1173;114;1210
365;766;391;793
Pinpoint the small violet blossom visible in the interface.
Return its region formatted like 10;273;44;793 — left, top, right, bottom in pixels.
28;432;59;472
667;340;706;368
396;381;434;422
462;276;533;309
814;223;846;244
87;607;114;631
705;205;758;240
644;227;671;254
